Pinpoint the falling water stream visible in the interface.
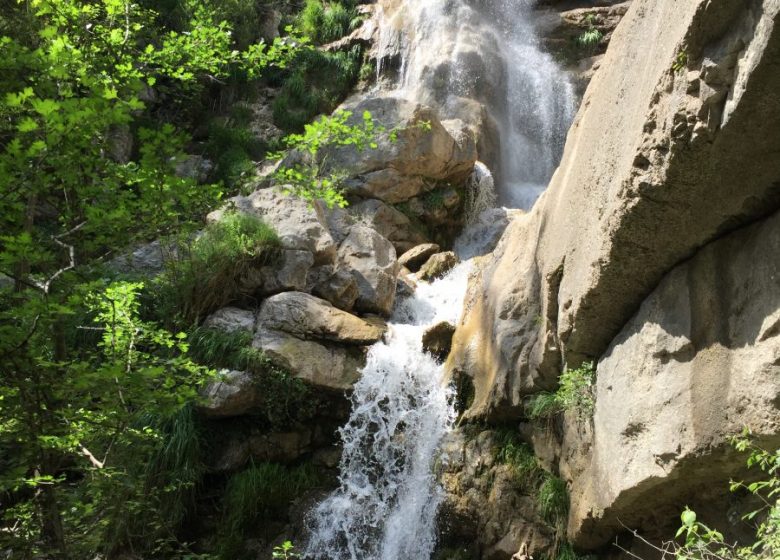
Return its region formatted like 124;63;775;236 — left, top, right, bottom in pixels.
305;1;575;558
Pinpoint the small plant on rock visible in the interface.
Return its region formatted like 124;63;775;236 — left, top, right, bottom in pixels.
528;362;596;421
273;540;301;559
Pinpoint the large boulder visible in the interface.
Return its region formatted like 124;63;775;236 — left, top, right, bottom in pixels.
256;292;386;345
327;96;478;204
398;243;441;272
337;225;400;316
253;328;364;392
350;199;429;254
207;187;336;264
564;210;780;548
307;265;360;311
199;370;258;418
449;0;780;421
238;249;314;296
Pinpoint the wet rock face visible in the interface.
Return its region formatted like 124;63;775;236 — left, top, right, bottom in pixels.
418;251;459;281
421;321;456;360
436;430;555;560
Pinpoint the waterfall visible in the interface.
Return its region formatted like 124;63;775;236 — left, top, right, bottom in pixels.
305;264;470;560
305;1;576;558
374;0;576;210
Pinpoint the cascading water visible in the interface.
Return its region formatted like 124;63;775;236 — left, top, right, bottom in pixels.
306;1;576;558
375;0;576;210
305;264;470;560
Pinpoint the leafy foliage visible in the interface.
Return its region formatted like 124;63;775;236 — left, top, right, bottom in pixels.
0;1;300;556
661;433;780;560
297;0;361;45
219;463;320;559
528;362;596;421
273;540;302;559
152;212;280;325
271;109;384;208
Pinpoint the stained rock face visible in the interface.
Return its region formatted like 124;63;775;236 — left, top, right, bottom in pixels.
450;0;780;421
203;307;256;333
564;210;780;548
337;225;400;316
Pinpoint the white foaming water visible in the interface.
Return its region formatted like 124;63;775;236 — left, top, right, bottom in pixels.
305;264;471;560
374;0;576;210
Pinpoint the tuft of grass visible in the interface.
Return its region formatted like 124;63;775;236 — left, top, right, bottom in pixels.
528;362;596;421
187;327;317;429
538;475;569;526
494;430;545;492
152;212;280;326
528;391;560;420
272;46;361;133
219;462;321;558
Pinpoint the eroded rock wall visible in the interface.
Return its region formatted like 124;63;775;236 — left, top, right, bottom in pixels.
450;0;780;420
447;0;780;552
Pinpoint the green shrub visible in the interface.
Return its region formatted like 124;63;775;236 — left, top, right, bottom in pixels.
528;362;596;421
297;0;359;45
272;46;361;133
556;362;596;418
219;462;321;558
538;475;569;525
494;430;545;492
153;212;280;325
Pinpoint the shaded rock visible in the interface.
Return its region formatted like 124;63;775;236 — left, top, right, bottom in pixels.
210;437;250;473
253;328;364;392
337;225;400;316
239;249;314;296
110;239;175;276
422;321;456;360
250;430;313;464
418;251;459;281
175;154;213;183
565;210;780;548
203;307;256;333
208;187;336;264
257;291;385;345
436;430;555;560
398;243;441;272
199;370;258;418
350;199;428;254
308;265;360;311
